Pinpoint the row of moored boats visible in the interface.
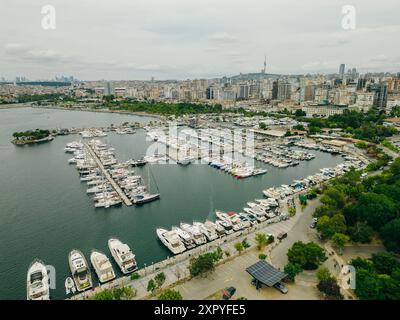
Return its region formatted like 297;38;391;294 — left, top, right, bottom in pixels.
27;238;137;300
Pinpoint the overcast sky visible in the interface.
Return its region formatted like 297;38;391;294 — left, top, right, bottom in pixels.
1;0;399;80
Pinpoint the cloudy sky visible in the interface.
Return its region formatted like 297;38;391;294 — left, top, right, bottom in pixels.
0;0;399;80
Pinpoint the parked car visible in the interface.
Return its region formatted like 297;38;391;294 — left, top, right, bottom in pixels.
277;232;287;240
273;282;288;294
310;218;318;228
222;286;237;300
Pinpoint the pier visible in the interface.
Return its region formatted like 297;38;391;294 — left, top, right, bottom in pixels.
85;143;133;206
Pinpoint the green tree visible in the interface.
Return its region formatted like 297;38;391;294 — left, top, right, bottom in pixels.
371;252;400;275
155;272;166;288
316;214;347;239
258;253;267;260
158;289;183;300
356;193;397;230
316;267;333;282
147;279;157;293
92;289;115;300
332;233;349;254
234;242;244;255
284;263;303;282
287;242;327;270
189;253;215;277
380;218;400;253
259;122;267;130
349;222;374;243
255;233;268;250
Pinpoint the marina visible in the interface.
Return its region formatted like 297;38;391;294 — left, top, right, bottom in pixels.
0;107;353;300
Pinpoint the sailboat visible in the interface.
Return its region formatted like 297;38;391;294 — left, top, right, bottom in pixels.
131;166;160;204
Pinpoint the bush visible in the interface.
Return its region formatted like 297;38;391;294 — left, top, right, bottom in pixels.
258;253;267;260
189;254;216;277
130;272;140;280
158;289;183;300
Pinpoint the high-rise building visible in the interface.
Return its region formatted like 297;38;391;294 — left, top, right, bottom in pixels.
272;81;279;100
339;64;345;78
277;82;291;101
368;83;388;111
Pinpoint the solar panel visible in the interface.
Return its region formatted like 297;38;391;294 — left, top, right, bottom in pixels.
246;260;287;287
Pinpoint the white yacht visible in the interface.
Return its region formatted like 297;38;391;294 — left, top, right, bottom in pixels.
156;228;186;255
90;250;116;283
172;226;196;249
26;259;50;300
108;238;138;274
180;222;207;245
216;219;234;235
194;221;218;241
204;219;225;237
68;249;92;292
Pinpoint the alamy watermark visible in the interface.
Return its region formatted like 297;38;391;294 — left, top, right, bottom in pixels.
341;5;356;30
145;124;255;167
41;5;56;30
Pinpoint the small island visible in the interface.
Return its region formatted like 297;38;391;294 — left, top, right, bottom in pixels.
11;129;54;145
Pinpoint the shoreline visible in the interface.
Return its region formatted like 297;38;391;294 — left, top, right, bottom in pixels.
31;105;163;120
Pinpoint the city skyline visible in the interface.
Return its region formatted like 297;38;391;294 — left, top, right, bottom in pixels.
1;0;400;80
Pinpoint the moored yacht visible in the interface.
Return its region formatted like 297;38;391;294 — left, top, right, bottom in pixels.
194;221;218;241
108;238;138;274
216;219;233;235
180;222;207;245
172;226;196;249
26;259;50;300
90;250;116;283
156;228;186;254
68;249;92;292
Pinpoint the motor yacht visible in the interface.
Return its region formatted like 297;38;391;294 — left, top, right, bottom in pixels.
180;222;207;245
26;259;50;300
172;226;196;249
194;221;218;241
216;219;233;235
108;238;138;274
68;249;92;292
90;250;116;283
156;228;186;255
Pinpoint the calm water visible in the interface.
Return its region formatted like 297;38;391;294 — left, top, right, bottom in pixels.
0;107;343;299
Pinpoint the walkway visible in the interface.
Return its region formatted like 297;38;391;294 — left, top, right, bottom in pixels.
85;143;132;206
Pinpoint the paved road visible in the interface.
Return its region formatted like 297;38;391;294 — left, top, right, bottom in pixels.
270;198;320;268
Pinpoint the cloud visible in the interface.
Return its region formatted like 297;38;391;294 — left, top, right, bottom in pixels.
207;32;238;44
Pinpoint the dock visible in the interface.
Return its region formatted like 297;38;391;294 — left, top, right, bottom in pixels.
85;143;133;206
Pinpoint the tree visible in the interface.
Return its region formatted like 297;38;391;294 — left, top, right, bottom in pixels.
380;218;400;253
331;233;349;254
259;122;267;130
287;242;327;270
158;289;183;300
295;109;306;117
189;253;215;277
92;289;114;300
356;193;397;230
255;233;268;250
355;269;383;300
316;214;347;239
147;279;157;293
234;242;244;255
155;272;166;288
316;267;333;282
349;222;374;243
371;252;400;275
284;263;303;282
317;278;344;300
258;253;267;260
